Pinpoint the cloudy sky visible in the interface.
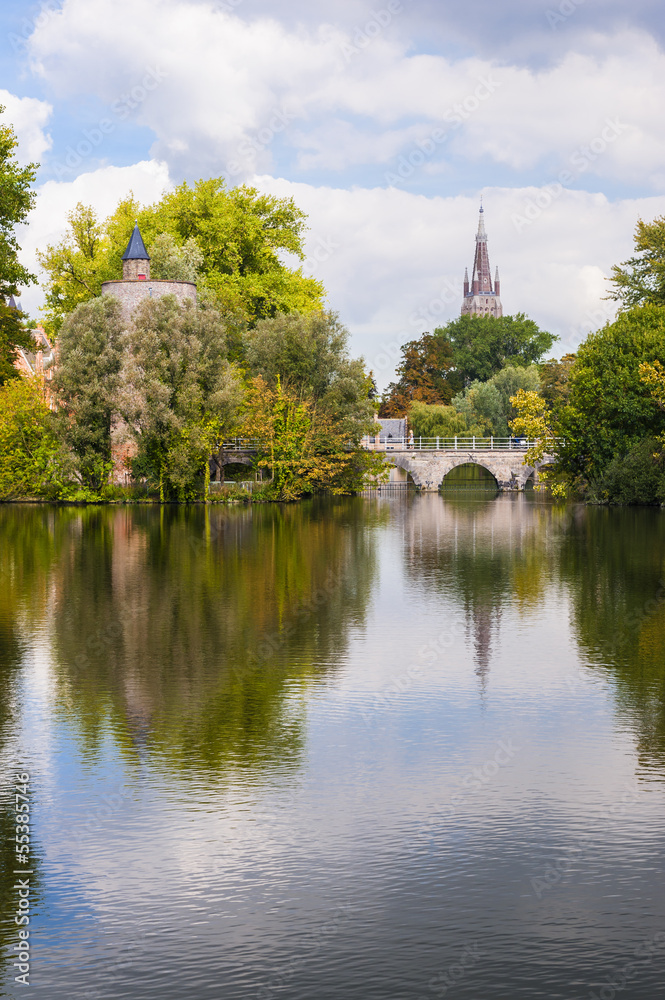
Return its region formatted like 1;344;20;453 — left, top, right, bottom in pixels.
3;0;665;385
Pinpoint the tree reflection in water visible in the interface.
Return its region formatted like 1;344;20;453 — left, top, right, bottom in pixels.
559;504;665;773
402;493;665;773
1;501;382;784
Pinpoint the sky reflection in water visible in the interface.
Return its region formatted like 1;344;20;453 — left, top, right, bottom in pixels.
1;496;665;999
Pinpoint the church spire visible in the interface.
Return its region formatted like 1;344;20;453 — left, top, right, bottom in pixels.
471;203;492;294
461;201;503;319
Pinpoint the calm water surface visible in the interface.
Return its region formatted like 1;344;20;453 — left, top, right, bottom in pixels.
1;495;665;999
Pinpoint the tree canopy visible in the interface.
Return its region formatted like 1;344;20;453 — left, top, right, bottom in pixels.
0;378;70;501
38;180;326;336
119;295;243;501
0;107;37;299
0;107;38;381
453;364;541;438
0;300;33;384
380;334;455;416
53;296;126;492
608;215;665;310
440;312;556;385
381;314;554;416
245;310;374;442
556;304;665;483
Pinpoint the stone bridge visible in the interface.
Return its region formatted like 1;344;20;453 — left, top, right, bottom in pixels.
211;441;556;492
384;449;555;492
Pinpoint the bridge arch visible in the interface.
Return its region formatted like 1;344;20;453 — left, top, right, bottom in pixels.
385;452;539;492
440;461;499;489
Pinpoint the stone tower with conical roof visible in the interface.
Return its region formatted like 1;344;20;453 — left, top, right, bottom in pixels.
461;204;503;318
101;221;196;321
121;222;151;281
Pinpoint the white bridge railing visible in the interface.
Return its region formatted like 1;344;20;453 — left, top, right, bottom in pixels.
360;436;561;453
216;437;562;454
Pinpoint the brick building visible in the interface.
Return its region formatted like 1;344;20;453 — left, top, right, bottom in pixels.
9;295;57;404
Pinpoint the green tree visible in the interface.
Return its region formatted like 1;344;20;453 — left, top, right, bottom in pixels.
440;313;556;386
0;108;38;377
148;233;203;282
245;310;375;441
539;353;576;413
558;304;665;484
589;438;665;506
453;364;541;437
640;359;665;413
0;378;71;500
407;401;477;439
119;296;243;500
0;300;33;384
53;296;126;492
380;333;455;416
38;181;325;335
608;215;665;309
0;108;37;298
37;203;117;336
243;376;383;500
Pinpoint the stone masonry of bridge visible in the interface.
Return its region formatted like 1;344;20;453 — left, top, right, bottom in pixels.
386;450;551;491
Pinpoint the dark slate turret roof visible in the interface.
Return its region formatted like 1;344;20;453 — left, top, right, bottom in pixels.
121;222;150;260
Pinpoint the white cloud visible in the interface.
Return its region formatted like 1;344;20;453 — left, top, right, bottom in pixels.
256;175;664;384
0;90;52;164
25;0;665;187
17;159;172;314
13;153;665;387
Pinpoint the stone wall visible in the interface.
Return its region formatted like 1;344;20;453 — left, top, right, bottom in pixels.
101;279;196;323
122;259;150;280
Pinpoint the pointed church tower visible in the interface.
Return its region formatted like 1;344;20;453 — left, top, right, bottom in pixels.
121;222;151;281
461;204;503;318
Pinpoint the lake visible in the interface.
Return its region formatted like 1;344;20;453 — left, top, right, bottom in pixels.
1;495;665;999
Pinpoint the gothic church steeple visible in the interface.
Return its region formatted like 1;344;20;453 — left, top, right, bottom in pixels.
461;204;503;318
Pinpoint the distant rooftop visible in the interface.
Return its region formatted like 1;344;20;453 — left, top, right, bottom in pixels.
121;223;150;261
377;418;407;441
